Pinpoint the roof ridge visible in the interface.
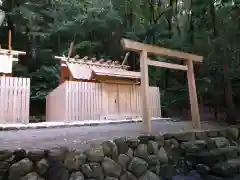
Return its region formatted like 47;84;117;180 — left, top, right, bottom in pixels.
56;55;129;70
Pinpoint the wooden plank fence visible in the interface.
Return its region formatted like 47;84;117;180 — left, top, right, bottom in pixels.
0;77;30;124
0;54;13;74
46;81;161;122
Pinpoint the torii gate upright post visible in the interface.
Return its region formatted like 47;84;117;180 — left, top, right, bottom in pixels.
121;39;203;134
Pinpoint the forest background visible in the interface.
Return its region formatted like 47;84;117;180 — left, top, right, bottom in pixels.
0;0;240;124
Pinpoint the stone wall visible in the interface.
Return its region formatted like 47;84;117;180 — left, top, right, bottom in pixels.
0;127;239;180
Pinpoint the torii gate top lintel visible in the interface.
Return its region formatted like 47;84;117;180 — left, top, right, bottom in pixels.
121;38;203;63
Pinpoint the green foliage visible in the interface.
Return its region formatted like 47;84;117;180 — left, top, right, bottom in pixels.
1;0;240;118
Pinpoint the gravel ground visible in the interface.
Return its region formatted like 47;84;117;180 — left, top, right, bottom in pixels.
0;120;226;151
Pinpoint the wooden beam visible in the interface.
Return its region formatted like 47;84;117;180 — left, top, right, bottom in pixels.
147;59;188;71
8;30;12;52
67;42;74;59
186;60;201;129
0;49;26;55
140;50;151;134
121;39;203;63
121;52;130;66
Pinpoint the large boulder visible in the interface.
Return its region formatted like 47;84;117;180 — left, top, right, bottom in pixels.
28;150;46;162
0;150;13;161
195;164;210;176
226;127;239;141
69;171;84;180
86;144;105;163
48;147;68;162
128;157;148;177
155;134;164;147
139;171;160;180
14;149;27;162
105;177;118;180
138;135;155;144
64;151;86;171
157;147;168;164
147;155;159;167
9;158;33;180
20;172;44;180
147;141;159;154
181;141;207;153
81;163;104;180
114;137;129;154
211;137;230;148
120;171;137;180
134;144;149;160
47;159;69;180
102;157;122;178
101;141;118;160
118;154;131;171
0;154;14;177
127;137;140;149
126;148;134;158
36;159;49;176
160;164;177;179
212;159;239;177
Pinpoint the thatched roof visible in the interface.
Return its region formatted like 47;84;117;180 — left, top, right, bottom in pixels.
55;55;140;80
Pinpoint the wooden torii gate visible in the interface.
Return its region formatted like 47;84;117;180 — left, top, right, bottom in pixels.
121;39;203;133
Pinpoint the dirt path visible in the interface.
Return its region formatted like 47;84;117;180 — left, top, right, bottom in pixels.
0;120;226;151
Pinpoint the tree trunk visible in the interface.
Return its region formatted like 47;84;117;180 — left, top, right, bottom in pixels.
223;64;236;125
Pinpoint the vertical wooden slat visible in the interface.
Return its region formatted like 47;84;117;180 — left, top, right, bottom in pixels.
94;83;97;120
0;78;2;122
23;77;30;123
99;83;102;120
61;82;66;122
71;82;74;121
87;83;91;120
22;78;26;123
69;81;72;122
153;88;157;117
3;77;7;122
65;81;69;122
73;82;76;121
82;82;85;120
14;77;19;123
83;82;86;120
89;82;92;120
79;82;83;121
75;81;79;121
12;78;17;122
89;83;92;120
80;82;82;121
75;82;78;121
6;77;10;123
16;77;20;123
157;87;161;117
8;77;13;123
93;83;96;120
99;83;102;119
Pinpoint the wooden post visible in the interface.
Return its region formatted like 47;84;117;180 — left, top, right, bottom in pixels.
8;30;12;52
140;50;151;133
186;60;201;129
